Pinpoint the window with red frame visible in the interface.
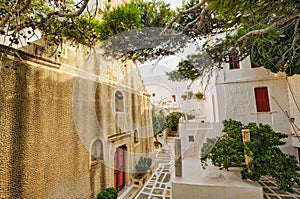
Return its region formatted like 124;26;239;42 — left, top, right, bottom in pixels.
254;87;270;112
229;53;240;69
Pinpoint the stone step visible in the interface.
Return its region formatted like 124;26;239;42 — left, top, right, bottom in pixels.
118;185;140;199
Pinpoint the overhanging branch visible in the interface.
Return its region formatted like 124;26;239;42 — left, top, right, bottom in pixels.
195;5;208;33
235;13;300;47
0;0;31;28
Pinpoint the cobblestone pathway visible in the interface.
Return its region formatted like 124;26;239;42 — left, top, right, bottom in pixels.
135;139;174;199
259;176;300;199
135;163;172;199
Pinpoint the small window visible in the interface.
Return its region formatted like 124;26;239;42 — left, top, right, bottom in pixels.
134;130;139;144
254;87;270;112
115;91;124;112
152;93;156;97
91;139;103;161
229;52;240;70
33;44;45;57
188;136;194;142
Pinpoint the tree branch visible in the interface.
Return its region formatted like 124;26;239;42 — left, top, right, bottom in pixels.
17;0;32;13
182;14;202;32
195;5;208;33
0;0;31;28
280;17;299;69
162;0;208;34
235;13;300;47
291;18;299;58
57;0;89;18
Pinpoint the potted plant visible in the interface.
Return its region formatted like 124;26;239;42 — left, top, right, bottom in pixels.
187;91;193;100
97;187;118;199
181;94;187;100
135;157;152;175
193;92;204;100
165;112;182;133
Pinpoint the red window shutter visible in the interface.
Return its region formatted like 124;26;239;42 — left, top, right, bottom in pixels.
171;94;176;102
254;87;270;112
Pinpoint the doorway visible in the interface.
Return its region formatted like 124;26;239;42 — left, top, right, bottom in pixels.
114;145;127;191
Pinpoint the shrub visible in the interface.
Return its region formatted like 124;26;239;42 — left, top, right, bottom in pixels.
97;187;118;199
201;119;300;192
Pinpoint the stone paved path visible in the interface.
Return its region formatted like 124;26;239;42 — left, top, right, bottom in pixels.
134;163;172;199
134;139;174;199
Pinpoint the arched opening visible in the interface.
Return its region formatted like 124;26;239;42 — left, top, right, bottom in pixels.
134;130;139;144
91;139;104;162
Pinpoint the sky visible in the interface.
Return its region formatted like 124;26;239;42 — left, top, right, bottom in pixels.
165;0;182;10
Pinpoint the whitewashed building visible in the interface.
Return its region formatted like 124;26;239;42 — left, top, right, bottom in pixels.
198;56;300;156
172;55;300;199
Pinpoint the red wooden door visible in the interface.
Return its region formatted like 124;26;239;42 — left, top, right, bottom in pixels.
114;146;126;191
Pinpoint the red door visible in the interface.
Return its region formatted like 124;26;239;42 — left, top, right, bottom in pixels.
114;145;126;191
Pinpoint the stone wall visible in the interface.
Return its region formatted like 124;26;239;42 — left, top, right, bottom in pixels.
0;44;153;199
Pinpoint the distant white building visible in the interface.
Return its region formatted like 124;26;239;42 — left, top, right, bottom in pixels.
139;64;201;117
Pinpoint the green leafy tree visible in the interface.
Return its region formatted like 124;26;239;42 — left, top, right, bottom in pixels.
5;1;299;74
201;119;245;169
87;0;300;78
1;0;175;50
0;0;103;46
201;119;300;192
241;123;300;192
97;0;176;62
166;0;300;77
96;1;143;41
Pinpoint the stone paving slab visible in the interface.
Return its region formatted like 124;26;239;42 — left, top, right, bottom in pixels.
135;163;172;199
259;176;300;199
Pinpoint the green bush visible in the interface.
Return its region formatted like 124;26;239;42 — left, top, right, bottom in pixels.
201;119;300;192
165;112;182;130
97;187;118;199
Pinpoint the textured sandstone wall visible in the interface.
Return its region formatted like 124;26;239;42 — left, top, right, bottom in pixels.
0;49;153;199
